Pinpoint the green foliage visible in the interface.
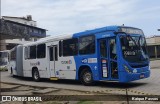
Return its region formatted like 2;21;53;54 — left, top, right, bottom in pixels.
0;67;8;71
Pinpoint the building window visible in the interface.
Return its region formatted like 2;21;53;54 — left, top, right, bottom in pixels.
34;29;38;33
37;44;46;58
29;45;36;59
63;38;78;56
79;35;95;55
38;30;42;34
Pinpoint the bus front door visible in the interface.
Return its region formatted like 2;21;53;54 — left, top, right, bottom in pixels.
109;38;118;80
99;38;118;80
49;45;58;78
99;39;110;79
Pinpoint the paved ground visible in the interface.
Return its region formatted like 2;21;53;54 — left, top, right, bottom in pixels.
150;59;160;69
1;66;160;95
0;60;160;104
0;68;159;95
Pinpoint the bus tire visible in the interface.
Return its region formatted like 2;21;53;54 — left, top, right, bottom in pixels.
32;69;40;82
80;69;94;86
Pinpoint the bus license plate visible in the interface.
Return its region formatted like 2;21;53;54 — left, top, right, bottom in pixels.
140;74;144;78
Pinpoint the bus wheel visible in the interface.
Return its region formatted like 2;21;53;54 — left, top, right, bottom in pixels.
32;69;40;82
80;69;94;86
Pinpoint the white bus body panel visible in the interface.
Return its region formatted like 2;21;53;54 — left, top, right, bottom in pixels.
8;45;23;76
16;45;23;76
57;56;76;79
23;58;49;78
21;34;77;79
46;41;77;79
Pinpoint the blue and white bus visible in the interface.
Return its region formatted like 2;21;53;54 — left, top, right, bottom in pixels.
8;26;150;85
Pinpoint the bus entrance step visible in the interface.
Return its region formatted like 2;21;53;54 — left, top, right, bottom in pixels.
50;77;58;80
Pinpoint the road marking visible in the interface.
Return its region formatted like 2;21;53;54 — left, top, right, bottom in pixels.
90;89;153;95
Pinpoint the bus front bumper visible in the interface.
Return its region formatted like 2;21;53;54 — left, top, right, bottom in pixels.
119;70;150;82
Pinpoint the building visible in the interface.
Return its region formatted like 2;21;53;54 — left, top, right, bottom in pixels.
2;15;37;27
146;35;160;58
0;15;46;51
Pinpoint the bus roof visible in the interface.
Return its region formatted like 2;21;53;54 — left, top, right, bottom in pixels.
23;34;72;46
23;25;142;46
73;25;142;36
73;25;118;37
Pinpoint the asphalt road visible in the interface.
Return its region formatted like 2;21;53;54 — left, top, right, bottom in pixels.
1;68;160;95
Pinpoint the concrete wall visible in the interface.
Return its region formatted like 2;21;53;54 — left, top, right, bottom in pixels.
146;37;156;44
146;36;160;45
0;40;7;51
146;36;160;59
155;36;160;43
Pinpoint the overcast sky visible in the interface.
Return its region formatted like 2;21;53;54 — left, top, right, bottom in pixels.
1;0;160;36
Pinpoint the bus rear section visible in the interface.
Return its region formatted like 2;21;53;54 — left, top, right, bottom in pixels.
8;45;23;76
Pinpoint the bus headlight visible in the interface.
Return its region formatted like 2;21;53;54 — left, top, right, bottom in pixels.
133;69;137;73
124;65;132;73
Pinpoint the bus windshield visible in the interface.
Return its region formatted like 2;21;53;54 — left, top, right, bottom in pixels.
120;35;148;63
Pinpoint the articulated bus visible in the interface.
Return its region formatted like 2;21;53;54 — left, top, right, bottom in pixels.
8;26;150;85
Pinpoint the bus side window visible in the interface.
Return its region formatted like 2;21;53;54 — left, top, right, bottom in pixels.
59;41;62;57
24;47;29;59
63;38;78;56
37;44;46;58
29;45;36;59
79;35;95;55
54;46;58;61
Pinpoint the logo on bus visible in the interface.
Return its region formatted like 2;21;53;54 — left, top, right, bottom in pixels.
30;61;40;66
81;58;88;63
61;60;72;64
